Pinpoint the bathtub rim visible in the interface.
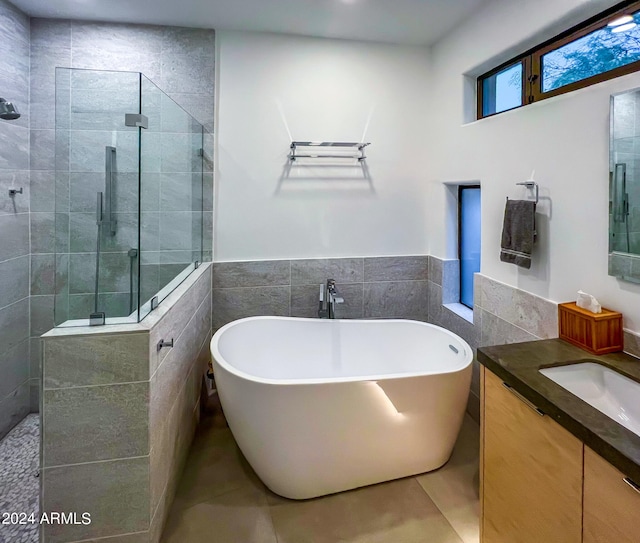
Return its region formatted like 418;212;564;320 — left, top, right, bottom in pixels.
211;316;473;386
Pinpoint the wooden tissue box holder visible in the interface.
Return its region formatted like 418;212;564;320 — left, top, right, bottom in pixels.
558;302;623;355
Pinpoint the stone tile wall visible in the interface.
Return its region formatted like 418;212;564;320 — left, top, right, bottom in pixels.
428;256;559;421
0;0;31;438
211;256;430;330
41;263;212;543
214;255;640;425
29;19;215;409
430;257;640;415
148;265;212;541
623;328;640;358
41;331;150;543
211;255;564;422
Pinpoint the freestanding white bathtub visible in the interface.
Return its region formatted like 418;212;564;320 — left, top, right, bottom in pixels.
210;316;473;500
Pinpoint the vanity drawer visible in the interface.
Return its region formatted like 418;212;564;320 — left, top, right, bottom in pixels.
584;447;640;543
481;368;583;543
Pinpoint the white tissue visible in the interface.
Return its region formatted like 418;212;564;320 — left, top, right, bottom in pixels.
576;290;602;314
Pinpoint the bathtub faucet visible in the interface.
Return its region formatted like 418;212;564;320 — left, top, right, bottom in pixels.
318;279;344;319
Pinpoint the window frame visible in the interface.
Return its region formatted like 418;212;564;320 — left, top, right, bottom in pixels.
458;184;481;310
477;0;640;119
477;59;528;120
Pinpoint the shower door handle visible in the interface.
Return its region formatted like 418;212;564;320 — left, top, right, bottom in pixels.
105;146;117;236
96;192;103;225
613;163;628;223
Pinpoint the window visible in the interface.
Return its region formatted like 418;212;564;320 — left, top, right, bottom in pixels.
478;0;640;119
481;61;524;116
459;186;481;309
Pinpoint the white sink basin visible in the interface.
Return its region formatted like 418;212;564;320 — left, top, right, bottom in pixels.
539;362;640;438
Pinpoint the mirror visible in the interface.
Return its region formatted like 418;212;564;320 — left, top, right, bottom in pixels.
609;89;640;282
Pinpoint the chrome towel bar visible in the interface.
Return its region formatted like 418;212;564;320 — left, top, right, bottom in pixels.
289;141;370;161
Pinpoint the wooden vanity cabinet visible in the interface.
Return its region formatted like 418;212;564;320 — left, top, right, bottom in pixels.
583;447;640;543
481;367;583;543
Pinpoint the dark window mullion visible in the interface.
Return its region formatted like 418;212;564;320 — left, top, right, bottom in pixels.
477;78;484;121
529;53;542;103
523;56;532;104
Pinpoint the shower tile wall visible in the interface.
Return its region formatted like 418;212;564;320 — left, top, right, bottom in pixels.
211;256;430;330
29;20;215;406
0;0;31;438
41;263;212;543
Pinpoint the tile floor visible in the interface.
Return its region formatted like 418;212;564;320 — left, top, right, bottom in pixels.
0;414;40;543
161;413;479;543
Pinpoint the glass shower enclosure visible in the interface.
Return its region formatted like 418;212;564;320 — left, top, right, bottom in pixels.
54;68;206;326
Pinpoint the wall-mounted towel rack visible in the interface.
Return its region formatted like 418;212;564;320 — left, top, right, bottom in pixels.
512;181;539;204
289;141;370;161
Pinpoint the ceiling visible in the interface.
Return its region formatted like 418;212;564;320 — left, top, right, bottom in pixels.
11;0;491;46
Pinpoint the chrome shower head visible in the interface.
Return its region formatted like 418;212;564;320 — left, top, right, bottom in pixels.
0;98;20;120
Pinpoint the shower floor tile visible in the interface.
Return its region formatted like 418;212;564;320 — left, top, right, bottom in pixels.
161;414;479;543
0;414;40;543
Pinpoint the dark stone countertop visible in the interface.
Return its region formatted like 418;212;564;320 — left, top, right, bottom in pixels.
477;339;640;483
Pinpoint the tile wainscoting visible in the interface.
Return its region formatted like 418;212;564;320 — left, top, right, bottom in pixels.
212;256;431;330
212;256;566;422
426;259;640;418
40;263;212;543
31;254;640;542
200;256;640;431
429;257;560;421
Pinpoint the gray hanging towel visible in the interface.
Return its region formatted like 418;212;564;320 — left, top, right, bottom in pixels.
500;199;536;269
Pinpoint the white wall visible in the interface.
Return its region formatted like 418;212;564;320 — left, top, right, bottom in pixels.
428;0;640;331
215;31;431;261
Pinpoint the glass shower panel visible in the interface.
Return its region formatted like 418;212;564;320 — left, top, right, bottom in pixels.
54;68;205;327
55;68;141;325
139;75;204;319
610;92;634;255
